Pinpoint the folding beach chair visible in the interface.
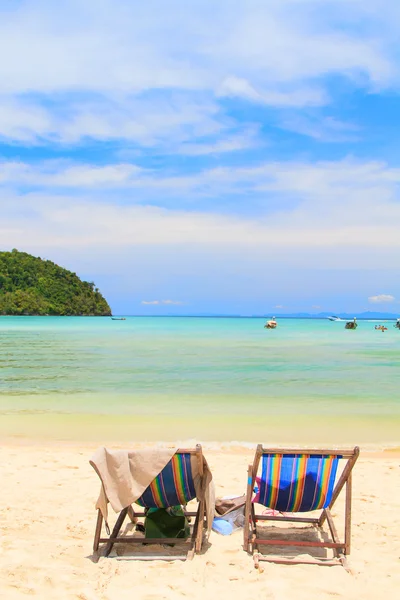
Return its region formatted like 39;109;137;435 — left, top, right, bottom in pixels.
92;445;208;560
244;445;359;570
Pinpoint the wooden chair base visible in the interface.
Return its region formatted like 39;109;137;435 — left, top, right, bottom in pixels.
253;551;350;571
93;503;205;561
247;509;351;572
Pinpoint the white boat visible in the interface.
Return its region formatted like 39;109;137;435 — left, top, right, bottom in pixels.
327;315;341;321
264;317;277;329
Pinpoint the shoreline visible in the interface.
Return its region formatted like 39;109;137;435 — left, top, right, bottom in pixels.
1;411;399;450
1;433;399;456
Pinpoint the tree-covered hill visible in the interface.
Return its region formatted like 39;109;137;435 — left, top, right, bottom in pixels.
0;250;111;316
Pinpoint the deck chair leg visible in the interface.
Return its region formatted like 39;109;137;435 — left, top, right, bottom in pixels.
104;507;128;557
318;508;326;528
195;500;205;553
186;503;200;560
191;503;200;540
244;464;253;553
194;454;208;555
344;473;352;555
249;504;257;553
93;509;103;553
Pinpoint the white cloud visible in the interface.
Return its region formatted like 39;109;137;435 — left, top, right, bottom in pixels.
0;95;260;152
205;2;394;87
280;115;360;142
3;155;400;204
0;98;52;142
1;188;399;253
177;128;260;155
218;76;328;107
2;156;400;278
368;294;395;303
0;160;142;187
0;94;226;146
0;0;397;144
0;1;392;96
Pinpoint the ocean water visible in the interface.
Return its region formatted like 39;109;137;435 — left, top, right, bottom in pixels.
0;316;399;444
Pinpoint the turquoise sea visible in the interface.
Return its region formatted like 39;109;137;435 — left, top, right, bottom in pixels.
0;316;399;444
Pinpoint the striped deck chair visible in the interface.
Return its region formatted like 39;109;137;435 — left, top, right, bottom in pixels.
244;445;359;570
93;445;208;560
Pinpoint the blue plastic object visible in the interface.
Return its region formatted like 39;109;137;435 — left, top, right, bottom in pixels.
212;518;233;535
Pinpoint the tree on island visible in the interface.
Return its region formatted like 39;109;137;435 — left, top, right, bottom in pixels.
0;249;111;316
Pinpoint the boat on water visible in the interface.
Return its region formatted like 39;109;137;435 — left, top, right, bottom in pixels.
395;319;400;330
264;317;277;329
327;315;341;321
111;317;126;321
375;325;387;331
345;317;358;330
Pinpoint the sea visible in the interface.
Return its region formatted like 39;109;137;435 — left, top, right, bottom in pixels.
0;316;399;446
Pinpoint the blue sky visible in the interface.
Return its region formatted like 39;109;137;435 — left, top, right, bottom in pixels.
1;0;400;315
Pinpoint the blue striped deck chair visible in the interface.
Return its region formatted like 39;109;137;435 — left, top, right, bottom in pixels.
93;445;208;560
244;445;359;570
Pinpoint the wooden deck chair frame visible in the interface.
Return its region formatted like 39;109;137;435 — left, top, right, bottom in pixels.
244;445;359;571
93;444;207;561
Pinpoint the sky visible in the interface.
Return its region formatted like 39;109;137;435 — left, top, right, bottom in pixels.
1;0;400;315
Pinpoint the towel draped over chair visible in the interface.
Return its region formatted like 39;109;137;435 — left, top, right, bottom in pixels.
90;444;214;560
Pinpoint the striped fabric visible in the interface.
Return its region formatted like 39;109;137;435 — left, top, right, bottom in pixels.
136;453;197;508
256;453;340;512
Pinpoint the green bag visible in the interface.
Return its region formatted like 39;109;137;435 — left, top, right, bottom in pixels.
144;506;190;539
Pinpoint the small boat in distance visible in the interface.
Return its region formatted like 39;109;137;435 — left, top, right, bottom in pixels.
327;315;341;321
111;317;126;321
265;317;277;329
345;317;358;330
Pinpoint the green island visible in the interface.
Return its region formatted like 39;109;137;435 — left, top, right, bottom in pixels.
0;249;111;316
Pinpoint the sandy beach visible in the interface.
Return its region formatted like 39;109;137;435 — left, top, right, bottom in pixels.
1;440;399;600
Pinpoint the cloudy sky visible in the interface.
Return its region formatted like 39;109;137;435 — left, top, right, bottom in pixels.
1;0;400;315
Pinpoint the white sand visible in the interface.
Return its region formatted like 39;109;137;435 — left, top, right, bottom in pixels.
1;441;399;600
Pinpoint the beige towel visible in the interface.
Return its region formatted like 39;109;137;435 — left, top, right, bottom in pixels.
90;447;215;533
